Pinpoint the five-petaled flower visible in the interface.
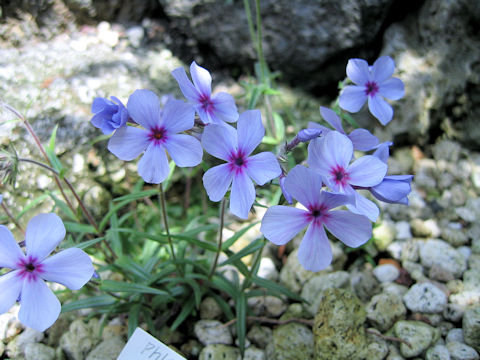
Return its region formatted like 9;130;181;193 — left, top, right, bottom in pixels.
0;213;94;332
339;56;404;125
308;131;387;222
309;107;379;151
261;165;372;272
90;96;129;135
202;110;281;219
108;89;203;184
172;61;239;125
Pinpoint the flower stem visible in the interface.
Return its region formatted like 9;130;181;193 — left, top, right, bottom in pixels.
159;183;182;276
208;198;226;280
1;200;25;236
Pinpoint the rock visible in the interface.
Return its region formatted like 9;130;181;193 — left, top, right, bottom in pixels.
267;323;314;360
60;319;99;360
279;248;316;293
381;282;409;298
200;297;223;320
403;282;447;313
449;270;480;307
468;254;480;271
471;233;480;254
86;336;125;360
401;239;420;262
411;219;440;238
180;339;202;358
442;222;469;247
373;264;400;283
443;304;465;323
198;344;241;360
6;328;44;358
24;343;56;360
395;221;412;240
456;198;480;223
248;295;288;317
419;239;467;279
125;26;144;48
314;289;368;360
0;306;22;340
244;346;266;360
194;320;232;346
425;344;451;360
463;306;480;352
394;320;439;358
446;342;480;360
366;329;389;360
301;271;351;316
257;257;279;282
350;269;381;302
366;292;406;331
247;325;273;349
373;220;397;251
446;329;464;344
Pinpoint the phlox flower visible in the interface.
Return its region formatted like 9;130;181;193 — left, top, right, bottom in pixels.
308;131;387;222
309;106;379;151
91;96;128;134
172;61;239;125
0;213;94;332
108;89;203;184
339;56;404;125
261;165;372;272
202;110;281;219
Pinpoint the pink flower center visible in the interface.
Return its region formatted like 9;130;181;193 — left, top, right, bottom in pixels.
199;94;214;114
306;204;329;224
148;126;167;145
365;81;379;97
330;165;350;187
228;151;248;174
17;255;44;282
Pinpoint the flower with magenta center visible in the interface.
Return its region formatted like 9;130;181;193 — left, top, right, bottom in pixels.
308;131;387;221
339;56;404;125
202;110;281;219
90;96;129;135
172;61;239;125
261;165;372;272
0;213;94;332
108;89;203;184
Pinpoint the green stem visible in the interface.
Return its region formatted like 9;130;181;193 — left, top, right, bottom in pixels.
208;198;226;280
254;0;266;83
159;183;183;276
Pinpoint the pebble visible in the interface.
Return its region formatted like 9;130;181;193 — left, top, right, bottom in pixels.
403;282;447;313
268;323;314;360
198;344;241;360
446;328;464;344
350;269;381;302
426;344;451;360
193;320;232;346
395;221;412;240
420;239;467;279
443;304;464;322
446;341;480;360
394;320;439;358
366;292;406;331
200;297;223;320
244;346;266;360
257;257;279;282
373;264;400;283
247;325;273;349
24;343;56;360
248;295;287;317
463;306;480;352
86;336;125;360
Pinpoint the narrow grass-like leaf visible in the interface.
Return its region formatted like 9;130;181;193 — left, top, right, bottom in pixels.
48;193;77;221
252;275;305;303
76;237;105;250
112;189;159;203
61;295;116;313
64;221;96;234
236;292;247;355
170;296;195;331
100;280;169;296
128;304;141;337
221;221;260;251
115;256;150;281
210;292;235;320
169;234;217;252
220;238;264;266
210;274;238;298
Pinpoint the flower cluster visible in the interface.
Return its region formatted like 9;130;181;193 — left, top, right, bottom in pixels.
89;57;410;274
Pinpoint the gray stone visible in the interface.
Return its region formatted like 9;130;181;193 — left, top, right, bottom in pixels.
442;222;469;247
244;346;266;360
394;320;438;358
373;220;397;251
86;336;125;360
446;342;480;360
420;239;467;279
456;198;480;223
381;282;409;298
443;304;465;323
401;239;419;262
200;297;223;320
198;344;241;360
60;319;99;360
7;328;44;358
403;282;447;313
279;248;316;293
366;329;389;360
446;329;464;344
24;343;55;360
301;271;351;316
314;289;368;360
373;264;400;283
257;257;279;282
350;269;381;302
366;292;406;331
426;344;451;360
247;325;272;349
463;306;480;352
411;219;439;238
468;254;480;271
0;307;22;340
268;323;314;360
395;221;412;240
248;295;287;317
125;26;144;48
194;320;232;346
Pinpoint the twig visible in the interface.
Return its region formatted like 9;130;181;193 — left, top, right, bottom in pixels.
1;201;25;235
221;316;314;328
366;328;412;348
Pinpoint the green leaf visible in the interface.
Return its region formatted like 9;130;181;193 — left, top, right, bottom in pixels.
210;292;235;320
64;221;96;234
15;193;50;220
100;280;169;296
45;124;64;175
252;275;306;302
220;238;265;266
113;189;159;203
236;292;247;355
61;295;116;313
106;228;167;244
170;296;195;331
221;221;259;251
169;234;217;252
273;112;285;141
48;193;77;221
128;304;141;337
210;274;238;298
107;202;123;254
115;256;150;281
76;237;105;250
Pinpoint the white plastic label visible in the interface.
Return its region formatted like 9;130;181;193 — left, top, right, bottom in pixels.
117;327;186;360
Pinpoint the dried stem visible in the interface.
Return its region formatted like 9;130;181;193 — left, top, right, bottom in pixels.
366;328;412;348
208;198;226;280
222;316;314;328
1;201;25;235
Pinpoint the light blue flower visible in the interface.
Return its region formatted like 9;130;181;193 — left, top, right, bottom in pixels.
0;213;94;332
339;56;404;125
90;96;128;134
